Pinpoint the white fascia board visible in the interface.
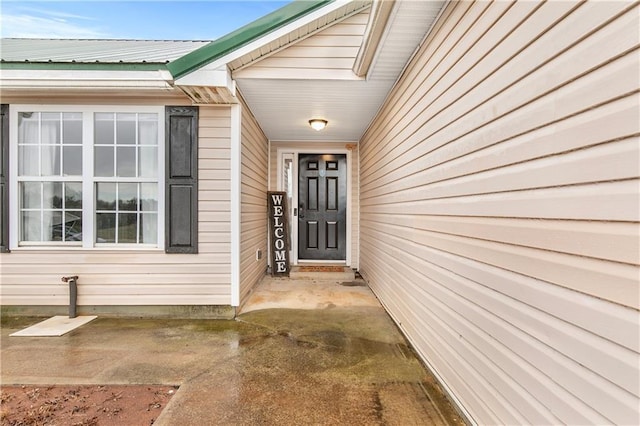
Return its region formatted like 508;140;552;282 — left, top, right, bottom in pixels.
202;0;355;71
174;64;236;96
0;69;174;89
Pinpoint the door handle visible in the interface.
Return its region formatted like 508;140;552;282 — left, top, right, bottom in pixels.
299;202;305;219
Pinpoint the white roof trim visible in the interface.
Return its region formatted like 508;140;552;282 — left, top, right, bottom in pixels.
0;69;174;90
200;0;358;71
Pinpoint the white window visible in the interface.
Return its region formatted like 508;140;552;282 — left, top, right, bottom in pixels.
10;106;164;249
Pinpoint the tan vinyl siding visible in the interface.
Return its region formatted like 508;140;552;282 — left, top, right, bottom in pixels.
358;1;640;425
239;94;269;305
269;141;359;268
0;105;233;307
234;11;369;80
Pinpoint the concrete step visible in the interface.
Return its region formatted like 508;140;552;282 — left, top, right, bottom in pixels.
289;266;355;281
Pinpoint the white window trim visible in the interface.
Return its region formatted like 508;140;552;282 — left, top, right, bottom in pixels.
9;104;165;251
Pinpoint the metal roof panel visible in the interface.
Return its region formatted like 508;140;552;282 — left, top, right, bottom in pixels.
0;39;210;63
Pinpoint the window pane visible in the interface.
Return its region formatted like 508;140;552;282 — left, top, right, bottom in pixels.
140;213;157;244
63;146;82;176
116;147;135;177
18;112;39;144
139;147;157;178
63;113;82;144
43;182;63;209
138;114;158;145
96;213;116;243
64;211;83;241
21;182;41;209
118;213;137;243
96;182;116;210
95;113;114;144
41;113;61;144
22;211;41;241
118;183;138;211
18;146;39;176
140;183;157;211
116;113;136;145
65;183;82;209
44;210;63;242
41;145;61;176
95;146;114;177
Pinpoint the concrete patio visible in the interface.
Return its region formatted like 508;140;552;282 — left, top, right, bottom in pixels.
1;276;465;425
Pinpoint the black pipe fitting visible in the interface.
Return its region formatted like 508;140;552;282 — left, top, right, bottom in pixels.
61;276;79;318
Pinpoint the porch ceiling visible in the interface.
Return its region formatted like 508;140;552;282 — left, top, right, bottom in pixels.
235;0;445;143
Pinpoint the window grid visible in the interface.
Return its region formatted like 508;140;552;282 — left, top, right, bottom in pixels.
94;112;159;246
12;106;163;249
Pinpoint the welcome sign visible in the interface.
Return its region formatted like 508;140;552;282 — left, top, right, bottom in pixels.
268;192;290;276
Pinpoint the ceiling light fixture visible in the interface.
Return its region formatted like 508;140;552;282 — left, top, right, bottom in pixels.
309;119;328;131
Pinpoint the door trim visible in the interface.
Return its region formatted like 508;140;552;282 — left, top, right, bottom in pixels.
277;146;352;267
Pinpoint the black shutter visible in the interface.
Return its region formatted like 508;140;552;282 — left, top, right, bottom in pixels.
165;106;198;253
0;104;9;253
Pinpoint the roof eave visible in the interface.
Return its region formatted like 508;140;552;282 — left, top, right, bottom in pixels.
0;62;170;72
166;0;336;80
0;68;175;91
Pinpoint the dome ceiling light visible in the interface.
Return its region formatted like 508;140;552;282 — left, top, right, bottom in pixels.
309;119;328;131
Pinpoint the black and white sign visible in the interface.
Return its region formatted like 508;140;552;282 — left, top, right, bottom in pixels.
268;191;289;276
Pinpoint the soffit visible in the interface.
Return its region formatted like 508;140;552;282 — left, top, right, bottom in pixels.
235;0;447;142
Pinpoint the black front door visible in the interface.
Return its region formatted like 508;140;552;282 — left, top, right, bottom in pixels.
298;154;347;260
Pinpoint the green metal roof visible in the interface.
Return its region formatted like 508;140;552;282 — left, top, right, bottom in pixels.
0;62;169;71
166;0;334;80
0;39;210;71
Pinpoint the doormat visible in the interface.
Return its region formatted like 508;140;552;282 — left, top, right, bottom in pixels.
10;315;97;337
297;266;345;272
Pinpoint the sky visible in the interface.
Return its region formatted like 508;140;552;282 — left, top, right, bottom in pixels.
0;0;293;40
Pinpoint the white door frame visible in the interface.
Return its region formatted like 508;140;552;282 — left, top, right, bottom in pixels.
277;147;352;266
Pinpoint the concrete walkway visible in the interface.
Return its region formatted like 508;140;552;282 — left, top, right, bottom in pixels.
1;276;464;425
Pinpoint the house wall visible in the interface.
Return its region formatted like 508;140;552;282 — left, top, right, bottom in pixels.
239;94;269;305
269;141;359;268
233;10;370;80
358;1;640;425
0;97;234;312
